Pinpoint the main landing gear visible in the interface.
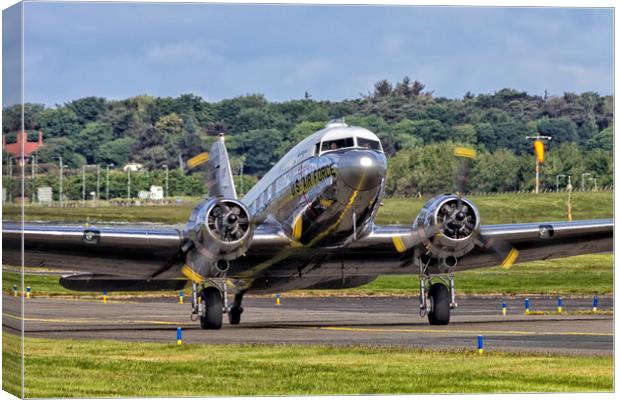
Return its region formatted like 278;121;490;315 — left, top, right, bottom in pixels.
190;282;245;329
418;263;457;325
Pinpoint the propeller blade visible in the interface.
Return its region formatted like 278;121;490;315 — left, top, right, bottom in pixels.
392;224;441;253
453;147;476;197
186;152;210;170
478;234;519;270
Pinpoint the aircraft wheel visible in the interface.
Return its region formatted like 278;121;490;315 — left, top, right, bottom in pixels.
228;306;243;325
200;287;223;329
427;283;450;325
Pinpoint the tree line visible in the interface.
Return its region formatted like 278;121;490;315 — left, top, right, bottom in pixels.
2;77;613;198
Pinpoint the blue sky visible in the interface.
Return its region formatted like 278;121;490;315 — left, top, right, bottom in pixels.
4;3;614;106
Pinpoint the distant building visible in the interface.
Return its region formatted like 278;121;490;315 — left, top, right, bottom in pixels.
122;162;143;172
38;186;53;203
137;186;164;201
3;131;44;166
150;185;164;200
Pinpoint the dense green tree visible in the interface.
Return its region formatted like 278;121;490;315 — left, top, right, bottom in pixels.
66;97;107;125
470;149;521;192
587;127;612;152
230;129;284;176
97;137;137;166
2;103;44;133
535;117;578;143
38;107;81;138
74;122;114;163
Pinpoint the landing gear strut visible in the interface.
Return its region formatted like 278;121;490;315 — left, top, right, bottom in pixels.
228;291;244;325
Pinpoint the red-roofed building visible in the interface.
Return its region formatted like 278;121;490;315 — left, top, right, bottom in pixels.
3;131;43;166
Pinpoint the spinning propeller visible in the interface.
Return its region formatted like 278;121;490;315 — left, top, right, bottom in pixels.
392;146;519;269
179;150;253;282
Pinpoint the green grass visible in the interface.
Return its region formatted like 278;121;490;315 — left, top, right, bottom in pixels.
375;191;612;225
2;191;612;224
2;333;612;397
355;254;613;296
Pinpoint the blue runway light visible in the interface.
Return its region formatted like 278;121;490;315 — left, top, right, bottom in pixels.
524;298;530;315
26;286;31;299
276;293;281;305
477;335;484;354
501;301;507;316
179;290;184;304
177;326;182;345
12;284;18;296
103;290;108;304
557;296;563;314
592;295;599;312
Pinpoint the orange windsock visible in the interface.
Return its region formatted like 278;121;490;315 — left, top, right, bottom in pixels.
533;140;544;163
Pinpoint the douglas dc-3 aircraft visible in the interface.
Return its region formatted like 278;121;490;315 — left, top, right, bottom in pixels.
3;120;613;329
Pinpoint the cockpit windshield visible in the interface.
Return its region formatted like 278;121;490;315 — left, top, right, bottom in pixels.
319;136;383;155
321;137;355;152
357;137;382;151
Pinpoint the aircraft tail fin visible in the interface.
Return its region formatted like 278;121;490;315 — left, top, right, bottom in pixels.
205;133;237;199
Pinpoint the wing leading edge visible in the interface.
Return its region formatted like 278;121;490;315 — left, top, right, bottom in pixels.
343;219;612;272
2;222;185;279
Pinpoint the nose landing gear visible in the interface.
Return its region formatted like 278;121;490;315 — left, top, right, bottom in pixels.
418;260;457;326
190;281;244;329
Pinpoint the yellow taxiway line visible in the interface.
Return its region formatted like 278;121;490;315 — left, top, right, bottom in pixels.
3;312;188;326
319;326;613;337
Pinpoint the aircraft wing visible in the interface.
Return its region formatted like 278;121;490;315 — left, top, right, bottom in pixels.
2;222;186;279
346;219;613;272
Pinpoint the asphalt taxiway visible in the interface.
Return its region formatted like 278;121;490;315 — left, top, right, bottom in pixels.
3;294;613;355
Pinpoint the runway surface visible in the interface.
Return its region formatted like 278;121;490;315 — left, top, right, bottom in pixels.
3;293;613;355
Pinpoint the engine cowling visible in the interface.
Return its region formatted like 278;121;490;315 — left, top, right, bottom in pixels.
184;198;253;280
413;194;480;260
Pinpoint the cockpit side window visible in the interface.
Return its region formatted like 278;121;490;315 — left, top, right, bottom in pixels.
357;137;382;151
321;137;354;152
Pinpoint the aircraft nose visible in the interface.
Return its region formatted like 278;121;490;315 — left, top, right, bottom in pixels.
337;150;387;191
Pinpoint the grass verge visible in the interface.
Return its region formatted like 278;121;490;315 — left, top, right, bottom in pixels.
3;191;612;224
2;333;612;397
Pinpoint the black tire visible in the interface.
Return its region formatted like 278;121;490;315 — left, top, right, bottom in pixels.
228;306;243;325
200;287;223;329
427;283;450;325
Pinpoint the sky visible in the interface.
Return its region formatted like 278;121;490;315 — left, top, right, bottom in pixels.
2;2;614;106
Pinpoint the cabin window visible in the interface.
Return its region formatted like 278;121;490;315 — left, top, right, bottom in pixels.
356;137;382;151
321;137;354;152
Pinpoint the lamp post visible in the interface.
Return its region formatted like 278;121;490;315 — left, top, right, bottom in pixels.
127;168;131;200
53;156;65;206
555;174;566;192
162;164;169;199
581;172;592;191
588;177;597;192
106;163;114;201
96;165;101;205
239;157;245;196
82;165;86;204
7;156;12;203
525;135;552;194
31;154;36;202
